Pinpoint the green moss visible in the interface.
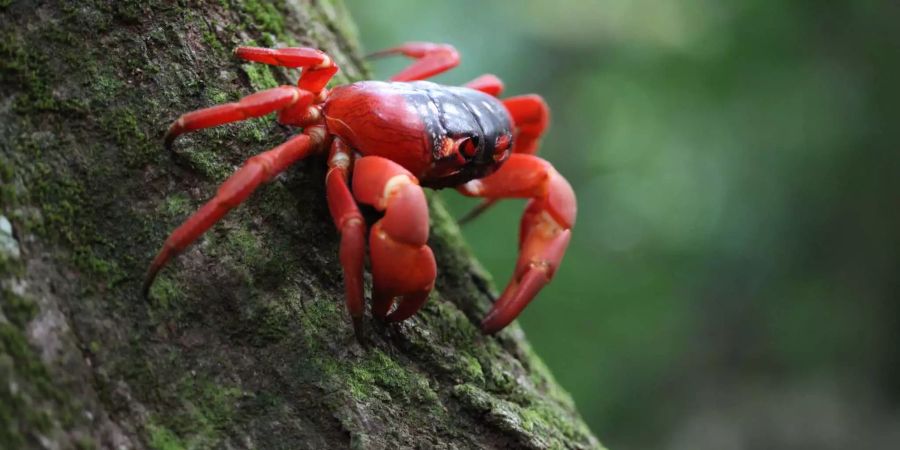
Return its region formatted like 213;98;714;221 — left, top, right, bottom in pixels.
235;117;272;144
0;327;39;378
459;354;485;384
0;289;37;329
519;402;599;446
0;323;82;448
239;0;285;37
452;383;491;411
0;33;58;112
204;87;231;105
112;2;144;25
214;225;270;279
337;349;439;405
148;425;186;450
147;276;185;311
178;147;231;181
150;376;243;448
232;288;298;346
73;249;125;285
91;74;124;102
20;152;125;287
201;30;226;55
99;109;155;168
162;193;192;217
428;300;479;344
486;364;517;394
0;157;15;208
241;63;279;91
251;299;292;344
452;383;600;449
298;296;344;337
75;436;98;450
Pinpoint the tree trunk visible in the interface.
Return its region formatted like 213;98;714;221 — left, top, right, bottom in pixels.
0;1;602;448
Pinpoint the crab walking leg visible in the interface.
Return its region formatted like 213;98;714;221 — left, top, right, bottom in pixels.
352;156;437;322
164;85;313;149
464;74;505;97
368;42;460;82
458;94;551;225
234;46;339;93
458;154;577;333
144;128;326;297
325;138;367;337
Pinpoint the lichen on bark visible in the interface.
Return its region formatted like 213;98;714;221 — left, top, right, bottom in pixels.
0;1;602;448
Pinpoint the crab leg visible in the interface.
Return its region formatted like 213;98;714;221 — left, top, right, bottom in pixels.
458;94;551;224
143;127;327;297
465;74;505;97
458;154;576;334
368;42;460;82
164;85;313;149
234;46;339;93
325;138;367;337
352;156;437;322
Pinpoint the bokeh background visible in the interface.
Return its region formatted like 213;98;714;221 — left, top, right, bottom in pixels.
346;1;900;449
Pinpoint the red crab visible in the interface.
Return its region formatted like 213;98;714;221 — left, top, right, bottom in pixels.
143;42;576;336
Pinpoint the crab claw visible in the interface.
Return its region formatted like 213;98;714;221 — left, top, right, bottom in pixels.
481;200;572;333
352;156;437;322
369;221;436;322
458;154;576;333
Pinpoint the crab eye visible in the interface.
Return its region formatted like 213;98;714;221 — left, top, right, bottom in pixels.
495;134;511;151
459;137;479;158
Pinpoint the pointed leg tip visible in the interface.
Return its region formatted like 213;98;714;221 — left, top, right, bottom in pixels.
456;215;475;226
371;294;394;322
163;131;178;151
383;311;412;323
364;49;394;60
141;278;154;303
164;121;184;151
457;199;497;226
480;317;505;335
352;316;367;346
142;257;165;303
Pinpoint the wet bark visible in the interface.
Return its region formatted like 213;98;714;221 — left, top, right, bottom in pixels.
0;1;602;448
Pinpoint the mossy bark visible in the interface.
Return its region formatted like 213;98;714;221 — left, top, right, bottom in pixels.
0;1;602;449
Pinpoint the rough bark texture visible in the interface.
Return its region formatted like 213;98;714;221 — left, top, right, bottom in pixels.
0;1;602;449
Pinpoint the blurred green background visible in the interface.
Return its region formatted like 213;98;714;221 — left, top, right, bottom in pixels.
347;1;900;448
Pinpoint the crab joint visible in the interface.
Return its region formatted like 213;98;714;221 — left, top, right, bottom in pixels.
381;174;416;210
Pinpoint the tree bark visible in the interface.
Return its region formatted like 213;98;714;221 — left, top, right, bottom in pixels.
0;1;602;448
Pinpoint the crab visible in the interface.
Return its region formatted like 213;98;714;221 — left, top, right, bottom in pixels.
143;42;576;337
